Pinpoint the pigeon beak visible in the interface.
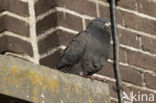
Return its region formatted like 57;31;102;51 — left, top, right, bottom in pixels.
105;22;111;29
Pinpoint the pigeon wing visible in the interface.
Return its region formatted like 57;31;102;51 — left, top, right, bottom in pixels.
56;31;88;69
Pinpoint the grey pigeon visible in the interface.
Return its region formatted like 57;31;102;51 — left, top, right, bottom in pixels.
56;17;111;76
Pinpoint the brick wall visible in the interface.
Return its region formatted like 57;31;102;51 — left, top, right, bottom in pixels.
0;0;156;103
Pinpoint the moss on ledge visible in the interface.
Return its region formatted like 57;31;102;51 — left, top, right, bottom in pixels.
0;55;110;103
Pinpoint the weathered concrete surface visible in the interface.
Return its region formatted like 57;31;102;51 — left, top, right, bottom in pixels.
0;55;110;103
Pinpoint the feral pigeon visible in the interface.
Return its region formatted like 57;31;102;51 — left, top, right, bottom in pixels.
56;17;111;76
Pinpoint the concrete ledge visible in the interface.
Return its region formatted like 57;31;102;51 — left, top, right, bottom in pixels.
0;55;110;103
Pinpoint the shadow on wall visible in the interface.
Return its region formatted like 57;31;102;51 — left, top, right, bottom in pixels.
0;94;32;103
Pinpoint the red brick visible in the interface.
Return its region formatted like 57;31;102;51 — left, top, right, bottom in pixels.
36;12;57;35
100;0;138;10
56;0;97;17
38;31;59;54
120;47;127;63
97;63;114;78
120;65;143;86
127;50;156;72
38;30;74;54
110;46;127;63
100;7;123;26
40;49;63;68
98;60;143;86
36;11;83;35
124;12;156;35
141;36;156;54
85;19;92;28
5;15;30;37
0;35;7;53
0;15;5;32
99;5;110;21
3;0;29;16
5;35;33;57
0;0;4;12
99;63;143;86
57;30;74;46
108;80;129;99
144;73;156;90
116;10;125;26
118;29;140;49
99;5;123;25
137;0;156;17
35;0;56;16
118;0;137;10
35;0;97;17
57;12;83;31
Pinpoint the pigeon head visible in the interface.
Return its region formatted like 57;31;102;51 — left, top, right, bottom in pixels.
87;17;111;30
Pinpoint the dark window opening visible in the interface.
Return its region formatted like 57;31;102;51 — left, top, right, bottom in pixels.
0;93;32;103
